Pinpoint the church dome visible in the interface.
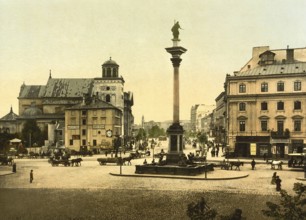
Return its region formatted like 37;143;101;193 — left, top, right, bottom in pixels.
23;106;42;116
103;57;119;66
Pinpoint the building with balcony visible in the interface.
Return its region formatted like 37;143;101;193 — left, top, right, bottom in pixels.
225;46;306;158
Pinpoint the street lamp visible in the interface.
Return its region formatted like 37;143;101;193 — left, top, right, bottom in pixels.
119;146;122;175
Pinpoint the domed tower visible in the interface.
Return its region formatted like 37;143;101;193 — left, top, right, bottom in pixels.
93;57;125;109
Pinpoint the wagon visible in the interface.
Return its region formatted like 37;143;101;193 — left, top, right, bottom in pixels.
97;157;123;166
51;159;70;167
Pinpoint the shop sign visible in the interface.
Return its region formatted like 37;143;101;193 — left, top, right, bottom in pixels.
250;143;256;156
68;125;79;130
270;139;290;144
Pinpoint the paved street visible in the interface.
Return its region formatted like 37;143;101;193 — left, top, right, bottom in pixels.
0;144;305;219
0;144;304;195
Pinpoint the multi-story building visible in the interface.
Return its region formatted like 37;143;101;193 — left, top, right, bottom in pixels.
14;58;133;150
213;92;226;145
65;97;122;152
225;46;306;158
190;104;215;133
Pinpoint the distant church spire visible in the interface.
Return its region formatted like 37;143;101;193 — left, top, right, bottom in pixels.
10;105;13;113
49;70;52;79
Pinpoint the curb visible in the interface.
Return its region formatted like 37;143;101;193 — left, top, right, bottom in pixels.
296;177;306;181
109;172;249;180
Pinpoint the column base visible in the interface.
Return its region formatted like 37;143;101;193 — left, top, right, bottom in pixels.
166;123;185;164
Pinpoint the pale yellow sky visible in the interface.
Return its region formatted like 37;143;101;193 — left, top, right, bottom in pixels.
1;0;306;124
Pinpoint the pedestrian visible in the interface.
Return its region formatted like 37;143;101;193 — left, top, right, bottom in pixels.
271;172;277;184
30;170;33;183
251;159;256;170
275;176;282;191
263;153;267;161
143;159;147;165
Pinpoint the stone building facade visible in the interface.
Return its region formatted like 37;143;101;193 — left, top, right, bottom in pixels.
225;46;306;158
65;99;122;152
15;58;133;150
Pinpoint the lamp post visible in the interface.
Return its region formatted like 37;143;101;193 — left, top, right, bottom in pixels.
119;146;122;175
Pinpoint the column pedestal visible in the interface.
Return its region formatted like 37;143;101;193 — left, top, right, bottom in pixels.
166;123;185;164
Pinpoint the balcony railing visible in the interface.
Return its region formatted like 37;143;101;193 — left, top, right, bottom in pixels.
270;130;290;139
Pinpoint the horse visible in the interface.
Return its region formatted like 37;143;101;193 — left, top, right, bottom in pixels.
229;161;244;170
70;158;83;166
271;160;283;170
122;156;133;165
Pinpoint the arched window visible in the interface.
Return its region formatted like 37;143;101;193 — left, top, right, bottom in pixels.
107;68;111;77
113;68;117;77
102;68;106;77
106;94;111;103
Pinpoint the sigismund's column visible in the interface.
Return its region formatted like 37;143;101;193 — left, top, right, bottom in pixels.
165;21;187;164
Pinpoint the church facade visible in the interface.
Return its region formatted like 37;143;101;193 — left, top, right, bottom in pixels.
9;58;134;150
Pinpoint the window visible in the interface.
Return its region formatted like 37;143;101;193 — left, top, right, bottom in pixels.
261;83;268;92
106;94;111;102
239;121;245;132
261;102;268;111
82;110;87;116
82;119;86;125
69;139;73;145
294;120;301;132
277;101;284;110
93;140;97;146
294;81;301;91
294;101;301;110
277;81;284;91
277;121;284;132
239;103;246;111
261;121;268;131
82;129;86;136
82;140;86;146
239;84;246;93
107;68;111;77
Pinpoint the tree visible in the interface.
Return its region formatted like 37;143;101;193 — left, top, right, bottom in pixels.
197;132;208;146
262;182;306;220
0;132;16;153
21;119;44;147
135;128;147;142
148;125;165;138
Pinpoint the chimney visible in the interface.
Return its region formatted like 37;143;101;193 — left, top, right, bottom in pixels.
286;47;294;63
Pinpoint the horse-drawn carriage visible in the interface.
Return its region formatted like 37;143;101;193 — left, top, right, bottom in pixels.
48;157;83;167
219;160;244;170
270;160;283;170
97;157;123;165
97;154;136;166
0;155;14;166
50;158;71;166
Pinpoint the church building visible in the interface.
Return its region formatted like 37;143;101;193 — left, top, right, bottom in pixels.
14;58;134;150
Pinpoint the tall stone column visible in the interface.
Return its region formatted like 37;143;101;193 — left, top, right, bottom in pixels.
165;39;187;164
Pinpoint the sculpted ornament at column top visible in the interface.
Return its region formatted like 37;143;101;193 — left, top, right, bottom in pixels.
171;21;182;40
